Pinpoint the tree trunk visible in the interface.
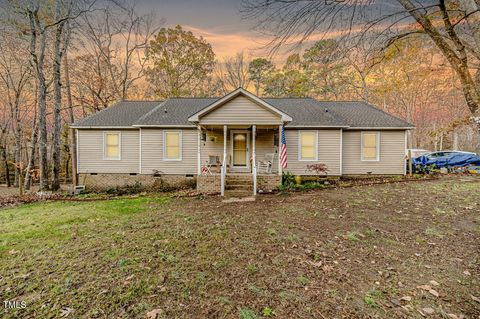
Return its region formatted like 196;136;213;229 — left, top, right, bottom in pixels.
51;2;68;191
477;126;480;154
12;97;22;187
1;143;11;187
13;128;21;187
474;119;480;154
452;129;459;150
24;121;39;190
64;50;77;186
28;8;50;191
37;59;49;191
65;148;70;181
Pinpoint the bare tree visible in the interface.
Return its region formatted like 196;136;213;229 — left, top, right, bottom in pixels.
215;52;252;94
51;0;75;191
79;1;161;101
25;3;50;191
64;43;77;186
0;36;32;187
242;0;480;152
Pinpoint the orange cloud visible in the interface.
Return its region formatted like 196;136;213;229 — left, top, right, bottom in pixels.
181;24;363;62
181;25;271;59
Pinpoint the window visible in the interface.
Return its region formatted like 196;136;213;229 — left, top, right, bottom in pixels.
164;130;182;160
104;132;120;160
361;132;380;161
299;131;317;161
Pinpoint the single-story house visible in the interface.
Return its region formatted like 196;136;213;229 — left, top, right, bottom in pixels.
71;88;414;196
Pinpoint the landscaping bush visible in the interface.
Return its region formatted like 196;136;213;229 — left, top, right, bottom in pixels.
281;172;296;190
106;181;144;195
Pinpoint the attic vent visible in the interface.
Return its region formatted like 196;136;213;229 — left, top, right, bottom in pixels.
164;107;167;113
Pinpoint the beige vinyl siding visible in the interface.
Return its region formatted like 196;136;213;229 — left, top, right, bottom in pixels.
141;129;197;175
199;96;282;125
284;129;341;175
200;129;228;167
77;129;139;173
342;130;406;175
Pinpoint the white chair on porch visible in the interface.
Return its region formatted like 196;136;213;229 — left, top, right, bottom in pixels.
202;155;220;175
258;153;274;174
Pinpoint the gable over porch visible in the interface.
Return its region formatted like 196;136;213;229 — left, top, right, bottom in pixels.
188;88;291;196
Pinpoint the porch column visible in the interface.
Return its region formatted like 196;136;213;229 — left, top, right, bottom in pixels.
252;125;256;165
278;124;283;176
223;125;227;165
197;126;201;175
221;125;227;197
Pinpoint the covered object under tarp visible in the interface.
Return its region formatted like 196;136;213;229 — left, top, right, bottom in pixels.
413;153;480;169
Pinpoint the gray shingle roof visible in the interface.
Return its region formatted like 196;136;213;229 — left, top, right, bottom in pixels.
72;101;162;127
322;101;414;128
134;98;218;126
72;97;414;129
263;98;347;127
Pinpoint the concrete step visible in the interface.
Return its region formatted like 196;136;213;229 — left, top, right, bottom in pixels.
222;196;256;203
224;189;253;198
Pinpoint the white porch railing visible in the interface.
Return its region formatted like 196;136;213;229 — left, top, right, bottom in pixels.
220;153;226;196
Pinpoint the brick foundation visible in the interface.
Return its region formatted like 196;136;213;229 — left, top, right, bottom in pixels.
257;174;282;193
78;173;281;195
197;175;221;194
78;173;196;192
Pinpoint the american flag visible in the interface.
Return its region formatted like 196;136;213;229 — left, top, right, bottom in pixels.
280;126;288;168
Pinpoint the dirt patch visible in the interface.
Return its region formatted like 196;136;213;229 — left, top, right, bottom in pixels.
0;176;479;318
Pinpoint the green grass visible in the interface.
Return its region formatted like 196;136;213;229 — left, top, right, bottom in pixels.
0;196;169;253
364;289;383;308
239;308;259;319
1;178;479;318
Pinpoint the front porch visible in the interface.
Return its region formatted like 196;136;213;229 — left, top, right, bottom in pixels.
187;88;292;196
196;125;283;196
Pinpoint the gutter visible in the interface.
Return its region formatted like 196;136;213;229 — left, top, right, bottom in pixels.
70;126;139;129
344;127;415;130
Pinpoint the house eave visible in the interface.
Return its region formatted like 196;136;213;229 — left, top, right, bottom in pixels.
70;125;138;129
132;124;195;128
285;125;350;129
344;126;415;130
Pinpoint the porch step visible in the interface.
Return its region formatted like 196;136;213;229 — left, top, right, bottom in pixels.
225;184;252;191
226;174;252;180
224;189;253;198
224;174;254;198
225;179;251;186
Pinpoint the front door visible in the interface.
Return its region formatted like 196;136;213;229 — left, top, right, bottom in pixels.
231;131;250;170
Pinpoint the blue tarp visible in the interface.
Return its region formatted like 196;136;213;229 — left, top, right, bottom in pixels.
413;153;480;170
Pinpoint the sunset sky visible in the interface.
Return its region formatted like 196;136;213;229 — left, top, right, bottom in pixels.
134;0;406;60
136;0;271;58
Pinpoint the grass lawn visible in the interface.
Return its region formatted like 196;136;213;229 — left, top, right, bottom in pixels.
1;177;479;318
